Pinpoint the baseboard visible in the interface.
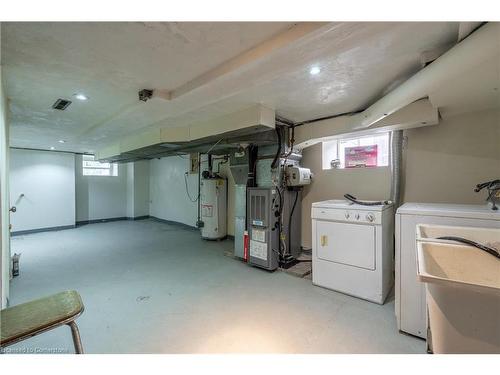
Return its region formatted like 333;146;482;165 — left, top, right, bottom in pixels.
128;216;150;221
77;216;151;226
76;217;128;226
149;216;198;231
12;216;198;235
11;224;76;236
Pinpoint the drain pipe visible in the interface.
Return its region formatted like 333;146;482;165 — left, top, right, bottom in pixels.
389;130;403;208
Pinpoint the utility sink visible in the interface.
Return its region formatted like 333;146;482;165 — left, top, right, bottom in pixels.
416;226;500;354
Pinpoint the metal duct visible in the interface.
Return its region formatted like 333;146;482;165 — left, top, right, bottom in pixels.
389;130;403;208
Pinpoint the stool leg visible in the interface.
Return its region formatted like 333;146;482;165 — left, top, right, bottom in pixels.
68;321;84;354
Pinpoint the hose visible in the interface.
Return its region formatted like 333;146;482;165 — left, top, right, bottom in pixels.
184;172;199;203
344;194;390;206
390;130;403;208
436;236;500;259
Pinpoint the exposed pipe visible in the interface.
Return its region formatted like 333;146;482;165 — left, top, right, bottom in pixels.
389;130;403;208
207;154;213;174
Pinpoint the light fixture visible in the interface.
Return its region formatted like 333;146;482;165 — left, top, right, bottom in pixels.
58;140;66;144
50;146;55;150
310;66;321;75
74;93;88;101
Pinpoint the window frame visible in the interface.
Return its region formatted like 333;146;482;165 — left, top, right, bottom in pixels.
82;155;118;177
322;132;390;170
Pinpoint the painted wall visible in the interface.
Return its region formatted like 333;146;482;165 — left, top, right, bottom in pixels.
149;155;235;234
217;160;235;236
300;108;500;248
402;108;500;203
126;160;150;218
9;149;76;233
126;163;135;218
149;156;198;227
1;66;10;307
133;160;150;217
75;154;128;222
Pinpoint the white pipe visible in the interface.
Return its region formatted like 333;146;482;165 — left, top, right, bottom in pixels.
352;22;499;130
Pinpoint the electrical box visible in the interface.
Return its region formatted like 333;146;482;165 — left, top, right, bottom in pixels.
247;187;279;270
286;166;312;186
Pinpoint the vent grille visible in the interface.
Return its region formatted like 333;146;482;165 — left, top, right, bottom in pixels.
250;191;267;226
52;99;72;110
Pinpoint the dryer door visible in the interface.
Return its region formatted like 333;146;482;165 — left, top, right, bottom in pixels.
316;220;376;270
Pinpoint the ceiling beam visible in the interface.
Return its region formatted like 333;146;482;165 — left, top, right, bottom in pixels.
170;22;331;99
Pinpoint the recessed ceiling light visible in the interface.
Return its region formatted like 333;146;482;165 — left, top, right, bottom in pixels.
58;140;66;144
74;93;88;101
310;66;321;75
50;146;55;150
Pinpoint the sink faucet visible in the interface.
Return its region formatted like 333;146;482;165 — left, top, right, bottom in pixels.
474;179;500;211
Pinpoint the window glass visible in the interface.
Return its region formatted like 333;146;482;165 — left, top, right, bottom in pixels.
322;133;389;170
82;155;118;176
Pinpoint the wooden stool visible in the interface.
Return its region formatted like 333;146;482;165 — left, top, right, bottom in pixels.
1;290;85;354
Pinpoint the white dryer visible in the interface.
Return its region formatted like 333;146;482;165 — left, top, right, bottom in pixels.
312;200;394;304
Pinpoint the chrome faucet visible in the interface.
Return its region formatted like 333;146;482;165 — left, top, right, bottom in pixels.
474;179;500;211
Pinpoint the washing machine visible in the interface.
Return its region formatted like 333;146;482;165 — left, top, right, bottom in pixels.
311;200;394;304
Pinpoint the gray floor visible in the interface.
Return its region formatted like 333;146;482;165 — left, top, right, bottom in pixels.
7;219;425;354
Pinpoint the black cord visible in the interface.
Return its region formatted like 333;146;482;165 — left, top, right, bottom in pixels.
271;127;282;169
287;190;299;256
275;186;283;256
437;236;500;259
343;194;390;206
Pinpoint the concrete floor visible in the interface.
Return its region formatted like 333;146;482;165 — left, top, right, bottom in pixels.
7;219;425;354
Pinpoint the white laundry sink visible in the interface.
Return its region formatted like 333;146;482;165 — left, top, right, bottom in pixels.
417;224;500;246
416;237;500;353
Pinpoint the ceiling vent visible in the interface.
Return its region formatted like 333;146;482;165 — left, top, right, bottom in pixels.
52;98;72;110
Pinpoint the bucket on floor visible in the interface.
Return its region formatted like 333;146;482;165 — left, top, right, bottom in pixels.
12;253;21;277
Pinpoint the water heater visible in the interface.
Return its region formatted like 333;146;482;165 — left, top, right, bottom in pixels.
200;177;227;240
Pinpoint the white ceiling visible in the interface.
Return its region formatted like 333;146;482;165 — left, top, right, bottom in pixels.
2;21;492;154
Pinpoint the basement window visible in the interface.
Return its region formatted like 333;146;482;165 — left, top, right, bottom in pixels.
322;133;389;170
82;155;118;176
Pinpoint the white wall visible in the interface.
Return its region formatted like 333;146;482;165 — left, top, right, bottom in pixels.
126;160;150;218
133;160;150;217
126;163;135;218
75;154;128;222
149;156;198;227
9;149;76;233
1;66;10;307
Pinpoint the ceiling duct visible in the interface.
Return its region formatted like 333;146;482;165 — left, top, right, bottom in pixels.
96;104;275;162
100;128;278;163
